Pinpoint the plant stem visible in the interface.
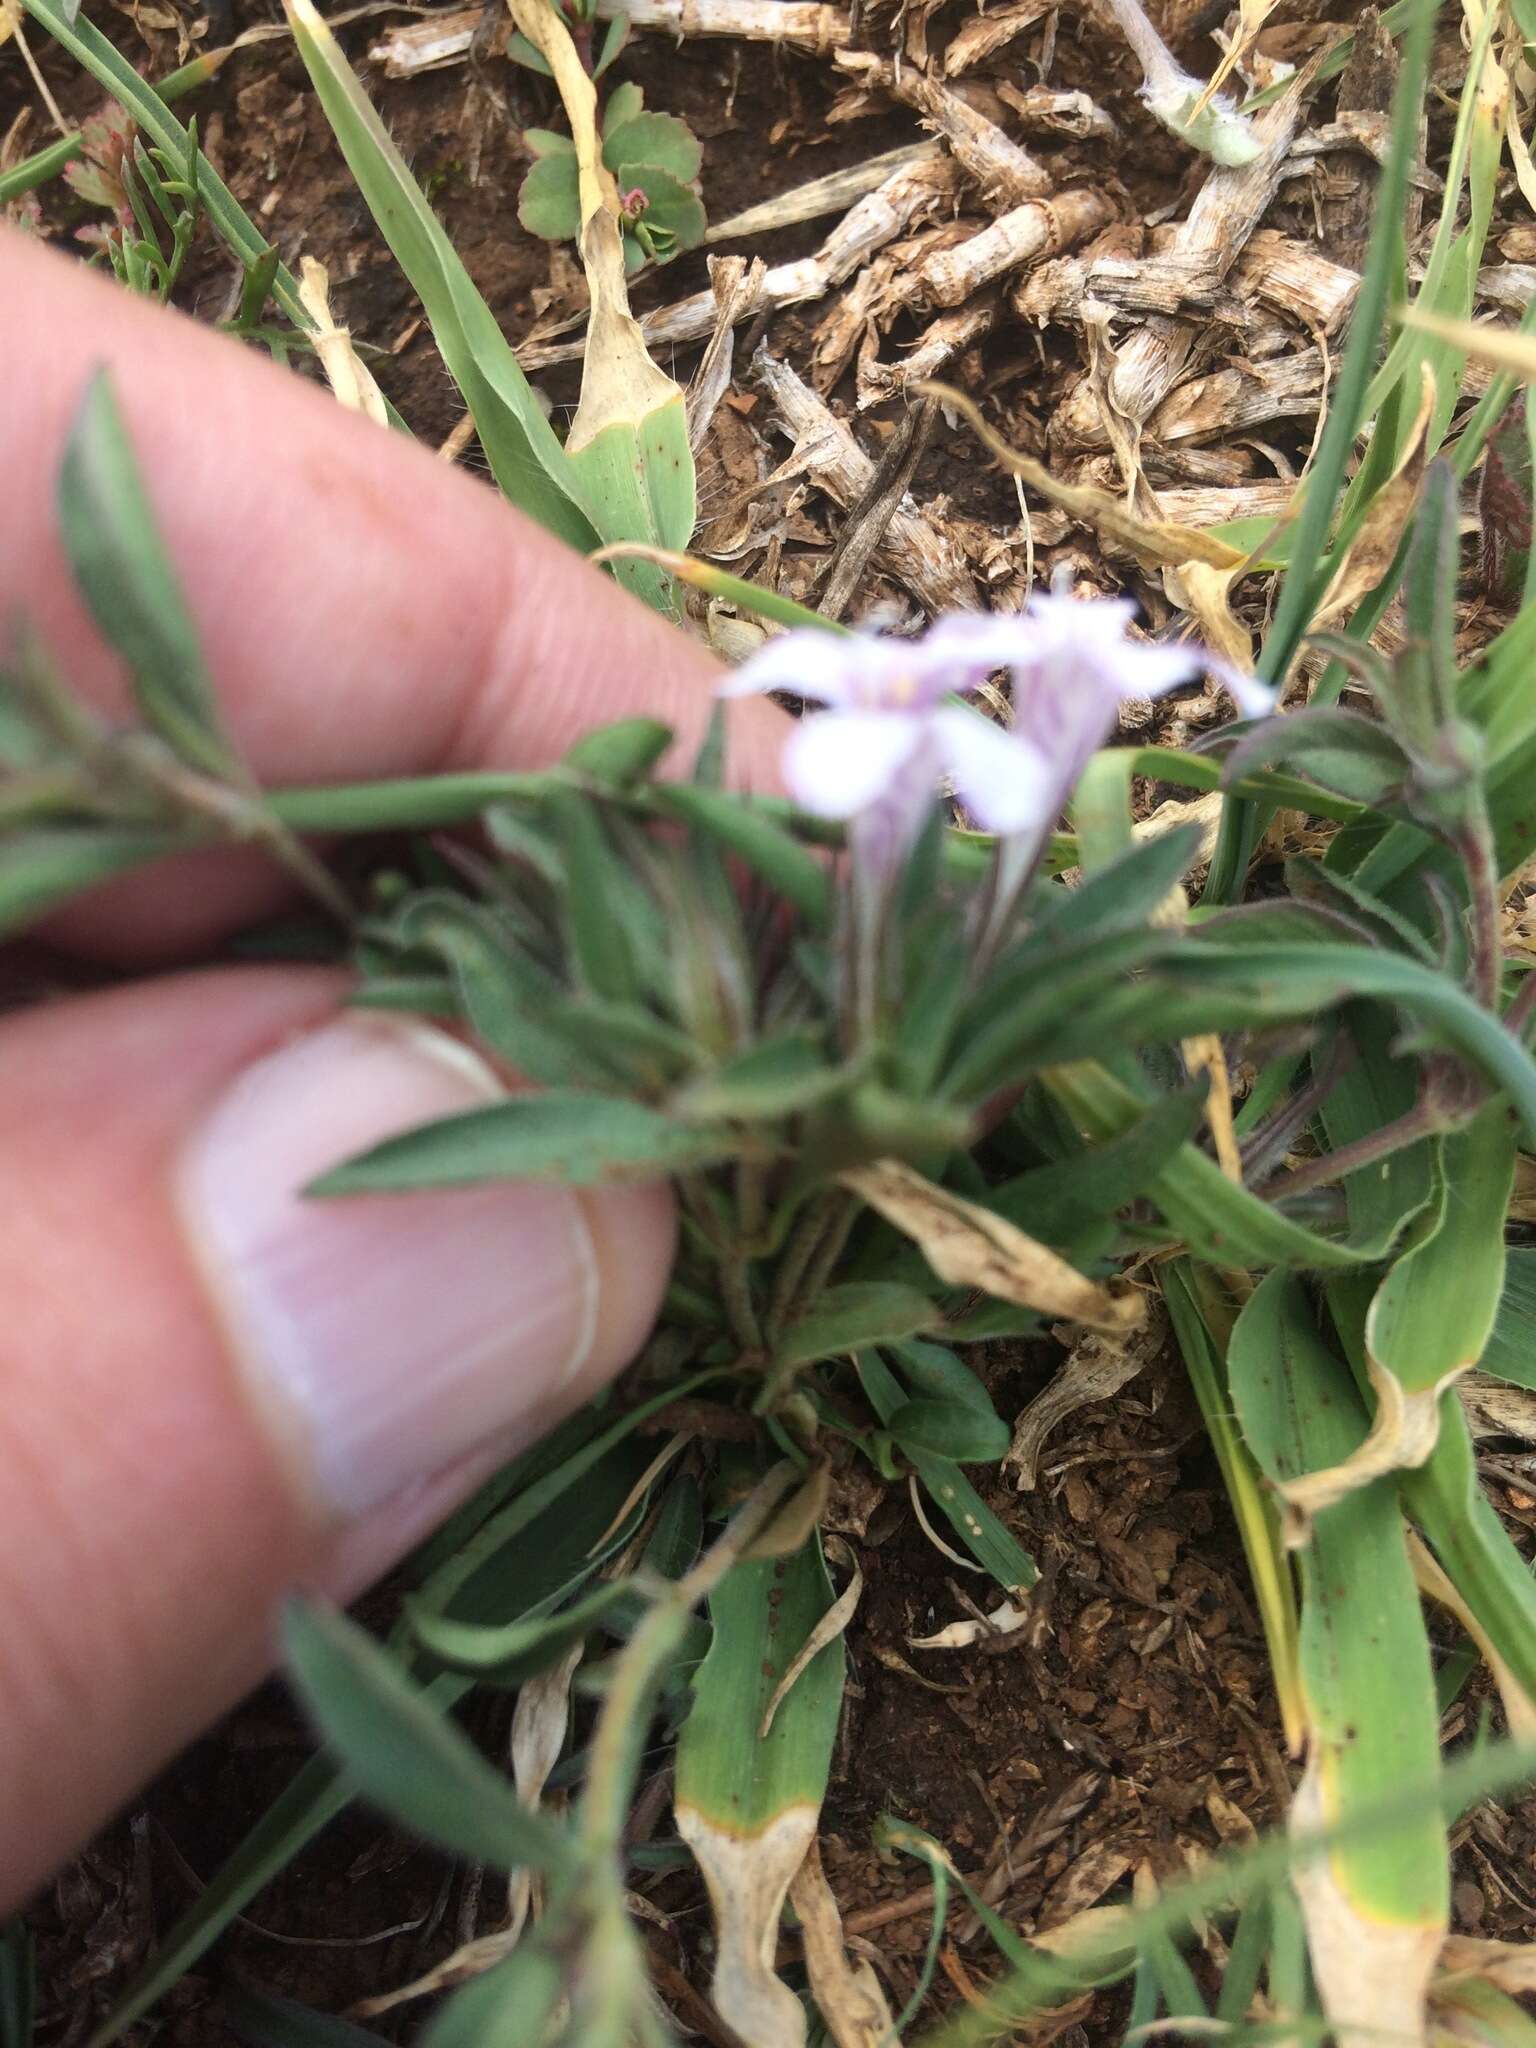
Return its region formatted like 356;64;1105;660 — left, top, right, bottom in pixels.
1456;807;1504;1014
1505;964;1536;1042
720;1248;763;1354
1252;1090;1459;1205
1238;1035;1356;1186
786;1191;860;1327
765;1189;840;1347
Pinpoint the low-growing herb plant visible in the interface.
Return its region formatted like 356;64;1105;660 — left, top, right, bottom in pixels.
12;325;1536;2044
15;0;1536;2040
519;82;707;273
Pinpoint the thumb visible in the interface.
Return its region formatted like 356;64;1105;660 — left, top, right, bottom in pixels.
0;971;674;1908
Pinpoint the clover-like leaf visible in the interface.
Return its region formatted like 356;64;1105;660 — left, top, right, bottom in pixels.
601;80;645;137
517;151;581;243
604;111;702;185
522;125;575;159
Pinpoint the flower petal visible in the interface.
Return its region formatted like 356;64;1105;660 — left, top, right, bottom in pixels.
918;610;1041;691
716;627;868;707
931;705;1056;835
1024;590;1199;700
782;709;925;820
1207;657;1278;720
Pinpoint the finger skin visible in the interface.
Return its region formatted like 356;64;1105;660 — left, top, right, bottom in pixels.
0;229;784;954
0;971;669;1909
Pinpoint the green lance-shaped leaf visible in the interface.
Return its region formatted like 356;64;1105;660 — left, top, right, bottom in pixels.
1480;1246;1536;1390
772;1283;938;1377
222;1978;391;2048
674;1033;850;1123
1479;390;1534;604
1314;1003;1436;1266
0;827;182;939
857;1350;1037;1591
886;1396;1011;1465
308;1089;731;1194
1276;1101;1516;1526
282;0;599;557
57;372;236;778
647;784;832;927
674;1540;845;2048
1394;1372;1536;1716
88;1420;651;2048
420;1945;565;2048
884;1336;1011;1463
1229;1272;1447;2048
282;1599;570;1874
1042;1061;1395;1270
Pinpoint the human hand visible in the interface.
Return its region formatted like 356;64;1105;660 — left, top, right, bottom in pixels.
0;229;782;1910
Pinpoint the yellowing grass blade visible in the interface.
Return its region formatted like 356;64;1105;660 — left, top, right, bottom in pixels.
1230;1271;1448;2048
1277;1103;1516;1528
283;0;599;556
674;1538;845;2048
507;0;695;615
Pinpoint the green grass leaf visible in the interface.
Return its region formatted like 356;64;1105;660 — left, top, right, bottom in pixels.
420;1947;565;2048
309;1090;730;1193
223;1979;390;2048
1230;1274;1447;2034
282;1600;569;1873
282;0;598;553
773;1282;937;1373
1481;1247;1536;1390
1206;0;1444;899
58;372;235;777
674;1541;845;2044
887;1397;1011;1464
23;0;309;328
649;784;832;927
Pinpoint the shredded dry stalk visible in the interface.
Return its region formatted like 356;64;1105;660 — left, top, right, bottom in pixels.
519;156;961;369
835;50;1051;206
754;345;981;612
916;187;1119;309
1056;71;1309;447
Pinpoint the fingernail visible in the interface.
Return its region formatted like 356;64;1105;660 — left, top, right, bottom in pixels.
180;1015;614;1520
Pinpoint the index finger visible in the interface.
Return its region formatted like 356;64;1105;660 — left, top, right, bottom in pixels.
1;231;785;953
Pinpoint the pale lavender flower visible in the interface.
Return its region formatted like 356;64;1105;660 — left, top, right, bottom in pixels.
718;619;1051;853
722;593;1271;1022
721;593;1271;866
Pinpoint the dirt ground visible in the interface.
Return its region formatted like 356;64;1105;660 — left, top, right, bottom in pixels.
8;0;1536;2038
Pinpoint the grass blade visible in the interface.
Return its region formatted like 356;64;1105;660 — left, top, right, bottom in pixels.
58;371;236;776
282;0;599;553
674;1540;845;2048
1229;1272;1447;2048
282;1599;568;1873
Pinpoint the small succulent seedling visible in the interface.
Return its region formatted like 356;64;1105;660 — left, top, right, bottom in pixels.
518;82;706;272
